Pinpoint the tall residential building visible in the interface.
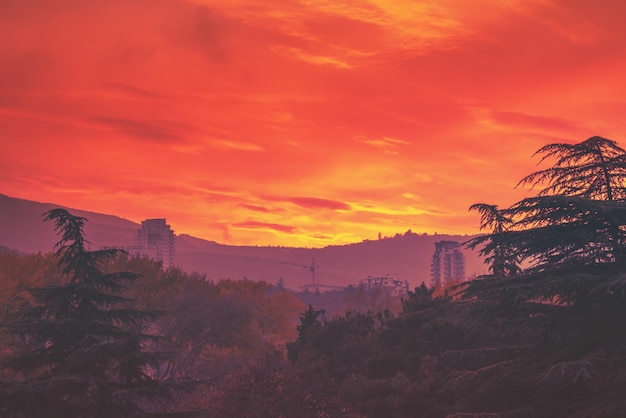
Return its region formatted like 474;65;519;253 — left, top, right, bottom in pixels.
430;240;465;287
129;219;176;269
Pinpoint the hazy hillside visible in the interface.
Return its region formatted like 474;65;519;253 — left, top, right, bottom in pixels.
177;232;487;289
0;193;139;252
0;193;488;289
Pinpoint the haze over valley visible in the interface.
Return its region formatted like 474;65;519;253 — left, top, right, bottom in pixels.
3;1;626;416
0;193;486;290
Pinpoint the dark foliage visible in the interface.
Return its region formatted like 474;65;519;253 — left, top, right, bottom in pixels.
213;350;354;418
469;196;626;272
455;136;626;416
0;209;194;418
4;136;626;417
468;136;626;273
281;135;626;417
467;203;521;276
452;262;626;417
517;135;626;200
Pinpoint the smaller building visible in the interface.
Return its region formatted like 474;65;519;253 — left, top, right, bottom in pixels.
360;274;410;296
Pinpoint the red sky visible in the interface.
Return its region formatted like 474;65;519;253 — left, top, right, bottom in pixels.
2;0;626;247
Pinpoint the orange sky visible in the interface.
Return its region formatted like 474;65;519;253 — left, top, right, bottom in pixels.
2;0;626;247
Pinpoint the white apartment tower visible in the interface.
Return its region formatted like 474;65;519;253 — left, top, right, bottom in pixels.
133;219;176;269
430;240;465;288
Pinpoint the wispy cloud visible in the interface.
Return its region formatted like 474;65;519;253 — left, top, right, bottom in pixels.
288;196;351;211
240;203;284;213
270;45;352;69
299;0;469;51
89;117;189;143
3;0;626;247
492;111;581;133
208;139;265;152
103;83;172;100
360;136;411;154
233;220;297;233
470;108;584;136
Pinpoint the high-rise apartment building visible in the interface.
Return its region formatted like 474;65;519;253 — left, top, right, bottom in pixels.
430;240;465;287
129;219;176;269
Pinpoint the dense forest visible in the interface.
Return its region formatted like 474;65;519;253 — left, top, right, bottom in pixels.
3;136;626;417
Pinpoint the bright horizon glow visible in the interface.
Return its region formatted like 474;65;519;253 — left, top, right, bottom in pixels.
2;1;626;247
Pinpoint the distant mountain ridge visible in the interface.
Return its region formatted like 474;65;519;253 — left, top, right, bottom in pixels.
0;193;140;253
0;193;488;289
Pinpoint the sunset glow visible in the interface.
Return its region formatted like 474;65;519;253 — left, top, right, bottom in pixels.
2;0;626;246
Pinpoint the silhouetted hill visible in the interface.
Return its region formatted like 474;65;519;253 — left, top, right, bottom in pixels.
0;193;487;289
177;232;487;289
0;193;139;253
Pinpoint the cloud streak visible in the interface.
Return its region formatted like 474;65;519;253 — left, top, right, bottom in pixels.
89;117;189;143
233;220;297;233
288;197;351;211
2;0;626;246
492;111;581;133
208;139;265;152
103;83;172;100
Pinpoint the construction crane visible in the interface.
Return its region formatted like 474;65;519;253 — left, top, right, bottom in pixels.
279;257;319;292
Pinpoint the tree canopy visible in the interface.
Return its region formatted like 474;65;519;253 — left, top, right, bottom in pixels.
0;209;192;418
467;135;626;273
517;135;626;200
456;136;626;415
4;135;626;417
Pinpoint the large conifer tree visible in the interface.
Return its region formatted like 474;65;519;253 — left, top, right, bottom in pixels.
468;136;626;272
466;203;520;277
455;136;626;416
517;135;626;200
0;209;190;418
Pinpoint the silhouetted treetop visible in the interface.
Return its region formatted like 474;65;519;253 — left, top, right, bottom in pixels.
457;136;626;417
469;136;626;273
467;203;520;277
0;209;194;418
517;135;626;200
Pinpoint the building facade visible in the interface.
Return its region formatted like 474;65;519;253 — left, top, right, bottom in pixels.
128;219;176;269
430;240;465;287
360;274;410;296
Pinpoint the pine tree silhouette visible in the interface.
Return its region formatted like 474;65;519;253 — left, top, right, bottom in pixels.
0;209;193;418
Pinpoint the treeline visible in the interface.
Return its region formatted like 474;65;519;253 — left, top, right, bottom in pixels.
0;213;306;417
3;136;626;417
253;136;626;417
0;218;402;417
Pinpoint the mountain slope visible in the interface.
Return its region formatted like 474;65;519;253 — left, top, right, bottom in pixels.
176;232;487;289
0;193;487;289
0;193;139;253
